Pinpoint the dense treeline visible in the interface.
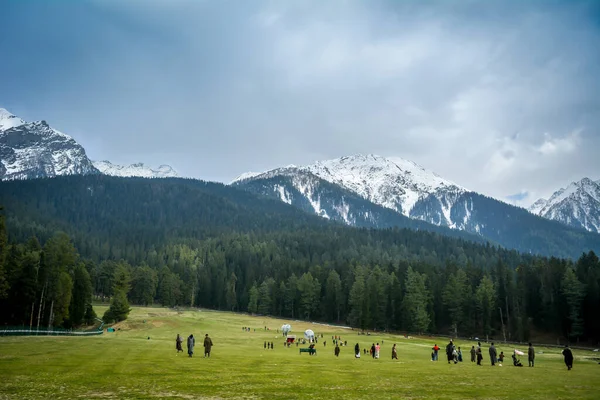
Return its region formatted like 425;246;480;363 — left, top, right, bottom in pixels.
0;208;96;329
0;176;598;344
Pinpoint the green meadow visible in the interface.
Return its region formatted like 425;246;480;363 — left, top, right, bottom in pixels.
1;306;599;400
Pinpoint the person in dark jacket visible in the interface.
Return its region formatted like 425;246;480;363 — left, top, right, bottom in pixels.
528;343;535;367
489;343;497;366
371;343;376;359
470;346;476;362
203;334;213;358
335;344;340;357
392;344;398;360
476;345;483;365
176;334;183;353
562;345;574;370
187;334;195;357
446;340;454;364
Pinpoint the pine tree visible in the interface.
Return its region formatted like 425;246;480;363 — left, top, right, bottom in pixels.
69;263;93;326
247;284;259;314
401;266;430;333
325;270;343;321
225;272;237;311
348;267;367;330
297;273;319;320
443;269;469;336
561;267;585;340
258;278;274;315
103;289;131;323
475;275;495;337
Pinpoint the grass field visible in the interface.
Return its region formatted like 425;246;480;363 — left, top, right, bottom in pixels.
1;306;599;399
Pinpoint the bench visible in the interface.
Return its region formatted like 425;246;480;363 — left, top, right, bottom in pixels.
300;348;317;355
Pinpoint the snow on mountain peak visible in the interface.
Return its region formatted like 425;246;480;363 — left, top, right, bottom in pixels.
529;177;600;233
0;108;26;131
233;153;466;216
93;160;178;178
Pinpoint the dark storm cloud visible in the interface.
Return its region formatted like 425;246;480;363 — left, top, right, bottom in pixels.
1;0;599;206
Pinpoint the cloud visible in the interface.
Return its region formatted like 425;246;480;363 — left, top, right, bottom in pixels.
1;0;599;206
537;131;580;156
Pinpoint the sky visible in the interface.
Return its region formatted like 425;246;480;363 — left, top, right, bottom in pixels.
1;0;599;207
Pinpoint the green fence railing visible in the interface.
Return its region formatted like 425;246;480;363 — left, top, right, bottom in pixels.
0;319;104;337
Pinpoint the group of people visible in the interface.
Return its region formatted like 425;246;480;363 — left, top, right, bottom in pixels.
432;339;575;370
264;341;275;349
176;333;213;358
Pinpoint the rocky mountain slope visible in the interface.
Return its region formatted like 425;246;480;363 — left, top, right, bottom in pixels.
233;154;600;257
233;155;477;229
0;108;98;180
0;108;176;180
93;160;178;178
529;178;600;233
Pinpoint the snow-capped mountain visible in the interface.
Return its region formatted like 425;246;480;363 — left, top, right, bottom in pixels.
0;108;98;180
93;160;178;178
233;154;600;257
529;178;600;233
233;154;474;229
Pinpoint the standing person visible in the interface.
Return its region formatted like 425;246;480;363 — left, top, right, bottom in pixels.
476;345;483;365
446;340;454;364
457;347;463;362
354;343;360;358
270;341;274;349
470;346;476;362
176;334;183;353
203;333;213;358
187;334;195;357
375;343;381;359
528;343;535;367
264;341;267;349
562;345;574;370
392;344;398;360
335;344;340;357
432;344;440;361
489;343;497;366
371;343;376;359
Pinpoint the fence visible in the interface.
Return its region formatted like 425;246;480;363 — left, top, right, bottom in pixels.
0;318;105;337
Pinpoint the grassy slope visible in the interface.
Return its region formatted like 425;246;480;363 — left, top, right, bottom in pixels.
1;306;599;400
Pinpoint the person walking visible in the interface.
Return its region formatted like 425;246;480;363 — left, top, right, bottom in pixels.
335;344;340;357
392;344;398;360
562;345;574;370
433;344;440;361
489;342;497;366
203;333;213;358
187;334;195;357
176;334;183;353
375;343;381;359
446;340;454;364
528;343;535;367
371;343;376;359
355;343;360;358
470;346;476;362
476;344;483;366
457;347;463;362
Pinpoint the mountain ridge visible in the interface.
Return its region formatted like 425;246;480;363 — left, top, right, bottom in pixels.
93;160;178;178
0;108;176;180
529;177;600;233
